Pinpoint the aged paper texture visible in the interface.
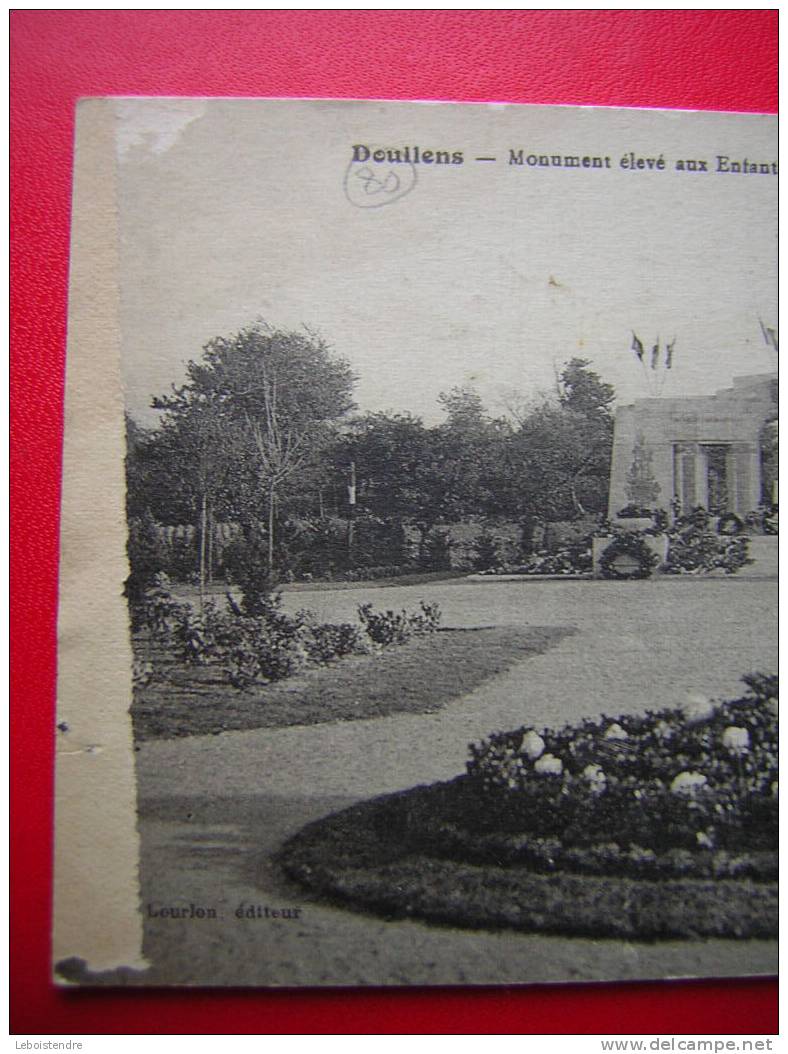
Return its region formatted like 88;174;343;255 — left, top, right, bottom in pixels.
55;98;777;985
54;99;145;975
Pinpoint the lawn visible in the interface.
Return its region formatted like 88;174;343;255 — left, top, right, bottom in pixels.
132;624;574;741
279;777;777;941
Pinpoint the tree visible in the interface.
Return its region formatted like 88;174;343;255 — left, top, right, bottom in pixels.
512;359;615;520
437;385;488;433
146;323;356;592
333;412;433;558
334;390;514;563
435;385;512;519
558;357;615;421
246;362;320;571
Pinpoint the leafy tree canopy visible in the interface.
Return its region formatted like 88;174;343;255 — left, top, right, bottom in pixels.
558;357;615;423
153;322;357;430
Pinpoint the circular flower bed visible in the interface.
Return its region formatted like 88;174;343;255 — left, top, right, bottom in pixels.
465;673;776;858
279;675;777;940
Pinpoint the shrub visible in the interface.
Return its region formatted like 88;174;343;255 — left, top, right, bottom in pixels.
357;600;442;646
357;604;412;646
471;530;502;571
407;600;442;635
169;599;244;666
285;517;348;579
162;532;199;582
476;536;593;577
125;512;169;609
223;613;310;688
235;571;283;618
170;604;213;665
140;572;184;640
139;582;444;690
519;515;540;557
222;528;281;613
420;529;453;570
353;516;409;568
161;589;310;685
303;620;366;664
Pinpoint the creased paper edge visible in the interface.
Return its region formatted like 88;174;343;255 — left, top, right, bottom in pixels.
52;98;148;978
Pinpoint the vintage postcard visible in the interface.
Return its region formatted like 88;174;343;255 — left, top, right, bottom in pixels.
54;98;777;986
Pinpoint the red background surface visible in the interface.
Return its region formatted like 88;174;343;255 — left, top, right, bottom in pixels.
10;10;778;1036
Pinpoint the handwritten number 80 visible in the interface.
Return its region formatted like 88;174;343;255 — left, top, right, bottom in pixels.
354;167;401;195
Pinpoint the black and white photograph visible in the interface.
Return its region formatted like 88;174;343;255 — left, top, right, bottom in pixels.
54;97;777;987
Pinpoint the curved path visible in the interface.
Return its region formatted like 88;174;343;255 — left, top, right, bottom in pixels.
135;576;777;986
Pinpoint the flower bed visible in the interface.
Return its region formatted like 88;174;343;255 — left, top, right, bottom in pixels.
279;675;777;939
465;674;777;860
136;573;442;690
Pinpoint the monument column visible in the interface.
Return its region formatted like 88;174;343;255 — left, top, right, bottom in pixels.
676;443;701;510
732;441;761;515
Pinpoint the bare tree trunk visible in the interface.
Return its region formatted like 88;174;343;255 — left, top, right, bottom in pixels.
570;475;587;517
268;483;275;574
347;503;355;563
199;491;207;613
207;499;214;585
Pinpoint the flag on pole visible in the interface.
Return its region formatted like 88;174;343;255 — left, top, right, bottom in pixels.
651;339;660;370
631;332;644;361
759;319;778;352
665;338;675;369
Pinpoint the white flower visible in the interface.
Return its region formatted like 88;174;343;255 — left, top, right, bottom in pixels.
681;692;717;724
696;831;714;849
534;753;563;776
604;722;628;741
670;771;708;795
521;730;545;761
654;720;672;739
721;725;750;754
583;763;607;794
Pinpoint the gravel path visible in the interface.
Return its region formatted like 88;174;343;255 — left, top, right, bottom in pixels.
134;576;777;986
